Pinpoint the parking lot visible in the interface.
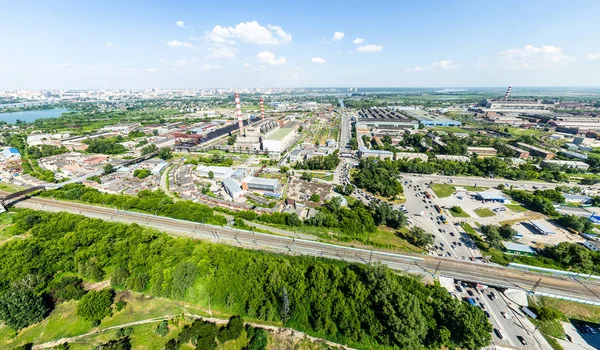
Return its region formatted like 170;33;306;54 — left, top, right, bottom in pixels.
512;219;585;247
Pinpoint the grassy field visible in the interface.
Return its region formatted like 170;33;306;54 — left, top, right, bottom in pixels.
430;183;455;198
0;182;27;193
539;297;600;324
505;204;528;213
448;207;470;218
461;222;477;235
463;185;487;191
367;227;424;254
474;208;496;217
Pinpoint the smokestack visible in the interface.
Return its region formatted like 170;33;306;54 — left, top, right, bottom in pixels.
260;97;265;120
235;93;244;135
504;86;512;101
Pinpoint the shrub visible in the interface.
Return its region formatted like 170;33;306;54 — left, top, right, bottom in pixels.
77;289;115;323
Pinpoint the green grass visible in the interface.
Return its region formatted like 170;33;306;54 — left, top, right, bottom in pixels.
430;183;455;198
461;222;476;234
474;208;496;217
530;318;565;350
449;207;470;218
367;227;424;254
539;297;600;324
463;185;488;191
0;182;27;193
505;204;528;213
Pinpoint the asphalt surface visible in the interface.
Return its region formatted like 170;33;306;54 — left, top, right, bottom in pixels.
8;195;600;304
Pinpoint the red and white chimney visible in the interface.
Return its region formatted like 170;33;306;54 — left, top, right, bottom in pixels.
235;93;244;135
504;86;512;101
260;97;265;120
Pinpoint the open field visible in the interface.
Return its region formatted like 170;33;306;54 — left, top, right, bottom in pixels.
449;207;470;218
474;208;496;217
505;204;528;213
430;183;455;198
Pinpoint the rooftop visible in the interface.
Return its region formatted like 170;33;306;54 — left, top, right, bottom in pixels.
358;108;416;122
476;192;507;200
529;220;554;234
502;241;536;254
244;177;279;186
265;127;294;141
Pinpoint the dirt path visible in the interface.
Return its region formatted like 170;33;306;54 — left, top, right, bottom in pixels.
33;313;353;350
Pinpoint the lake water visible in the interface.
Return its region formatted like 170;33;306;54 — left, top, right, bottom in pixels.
0;108;69;124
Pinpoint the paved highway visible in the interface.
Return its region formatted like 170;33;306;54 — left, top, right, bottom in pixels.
10;195;600;305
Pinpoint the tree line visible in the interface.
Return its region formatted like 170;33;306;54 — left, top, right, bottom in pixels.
0;210;492;349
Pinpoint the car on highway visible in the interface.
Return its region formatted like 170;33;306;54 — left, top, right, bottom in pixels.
501;311;511;319
467;290;474;296
449;231;455;237
516;335;527;346
493;328;505;339
484;311;490;318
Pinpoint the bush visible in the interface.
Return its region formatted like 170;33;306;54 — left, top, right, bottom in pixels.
50;276;86;301
244;325;268;350
309;194;320;202
115;301;126;311
218;315;244;342
300;172;313;181
77;289;115;322
95;336;131;350
155;319;169;336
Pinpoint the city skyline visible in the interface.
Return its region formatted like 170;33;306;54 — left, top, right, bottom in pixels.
2;0;600;89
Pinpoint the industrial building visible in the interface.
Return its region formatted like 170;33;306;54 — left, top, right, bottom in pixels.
559;150;588;160
467;147;497;157
262;121;299;154
1;147;21;159
222;177;244;199
197;166;235;179
435;155;471;162
541;159;589;171
504;144;530;159
529;220;555;235
475;192;510;203
403;109;462;127
356;108;419;130
502;242;536;256
241;177;280;193
516;143;555;159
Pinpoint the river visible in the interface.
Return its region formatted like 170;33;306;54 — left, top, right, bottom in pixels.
0;108;69;124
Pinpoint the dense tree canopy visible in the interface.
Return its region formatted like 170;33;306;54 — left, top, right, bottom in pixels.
353;158;403;197
0;288;48;330
0;210;492;349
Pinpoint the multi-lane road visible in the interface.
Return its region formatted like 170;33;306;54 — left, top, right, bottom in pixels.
8;195;600;305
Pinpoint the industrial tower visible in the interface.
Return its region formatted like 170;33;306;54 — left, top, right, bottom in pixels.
235;93;244;135
504;86;512;101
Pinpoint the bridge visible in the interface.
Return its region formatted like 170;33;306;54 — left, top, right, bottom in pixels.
0;186;46;212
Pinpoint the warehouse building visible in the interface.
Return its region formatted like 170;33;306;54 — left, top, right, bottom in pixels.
358;147;394;160
529;220;555;235
1;147;21;159
241;177;280;193
222;177;244;199
197;166;234;180
467;147;497;157
502;242;536;256
356;108;419;130
541;159;589;171
559;150;588;160
516;143;555;159
504;144;530;159
262;122;299;154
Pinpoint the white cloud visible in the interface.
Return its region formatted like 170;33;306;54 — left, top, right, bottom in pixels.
257;51;286;65
356;44;383;53
353;38;364;44
311;57;327;64
209;44;236;59
172;60;191;67
176;20;185;28
200;64;220;71
167;40;194;49
406;59;457;72
244;62;250;68
499;45;573;70
583;52;600;61
147;68;159;72
333;32;344;41
189;36;200;41
206;21;292;45
104;42;113;47
158;58;168;63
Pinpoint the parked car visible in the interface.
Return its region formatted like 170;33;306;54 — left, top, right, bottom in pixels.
516;335;527;345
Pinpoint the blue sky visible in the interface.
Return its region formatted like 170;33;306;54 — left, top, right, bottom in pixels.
1;0;600;89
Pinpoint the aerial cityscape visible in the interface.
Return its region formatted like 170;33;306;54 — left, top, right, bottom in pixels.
2;1;600;349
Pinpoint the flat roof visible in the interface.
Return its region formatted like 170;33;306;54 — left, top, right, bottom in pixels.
476;192;507;200
357;108;417;122
197;165;234;173
245;177;279;186
529;220;554;234
265;127;294;141
502;241;535;254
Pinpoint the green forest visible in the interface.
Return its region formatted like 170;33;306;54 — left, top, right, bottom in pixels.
0;210;492;349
